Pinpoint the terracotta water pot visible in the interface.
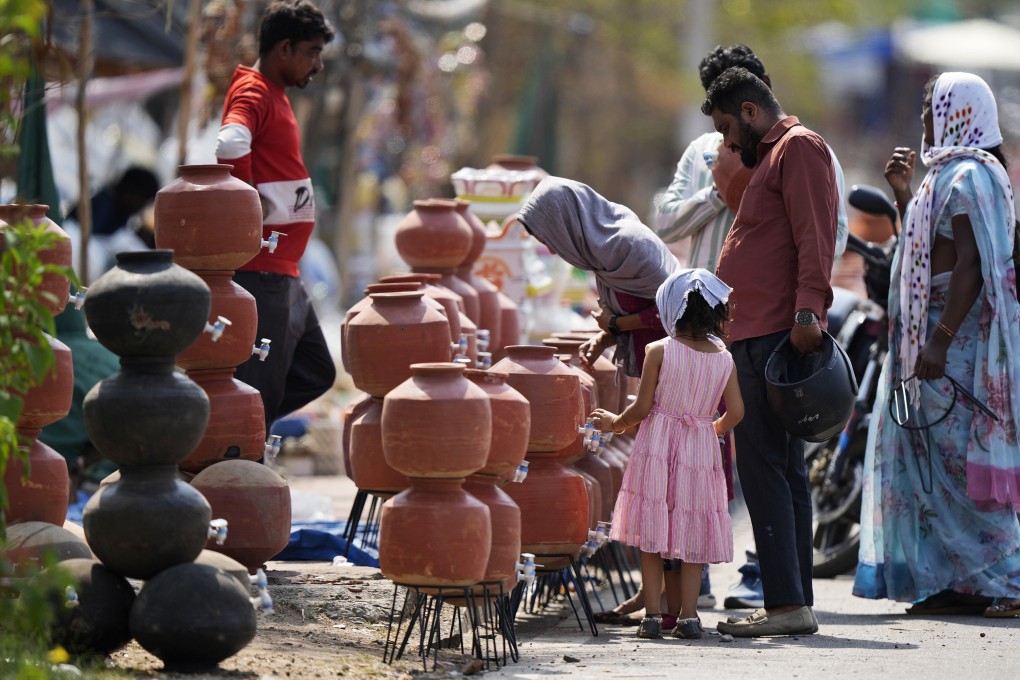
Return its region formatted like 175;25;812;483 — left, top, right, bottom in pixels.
429;271;480;325
189;459;292;573
463;369;529;478
349;398;408;495
4;437;70;525
15;333;73;429
378;478;491;586
84;250;211;358
0;521;93;572
568;463;601;530
463;475;521;585
495;292;520;358
84;357;211;468
574;450;616;520
486;154;548;179
177;368;265;472
341;392;374;478
395;199;473;271
83;465;212;580
453;199;502;349
551;333;620;413
378;273;463;340
130;562;257;671
0;204;72;315
344;291;452;398
490;345;581;455
48;558;135;656
382;363;491;478
341;282;445;372
176;271;258;370
154;164;263;271
502;459;588;559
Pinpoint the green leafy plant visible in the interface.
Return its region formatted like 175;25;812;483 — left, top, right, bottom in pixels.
0;0;46;160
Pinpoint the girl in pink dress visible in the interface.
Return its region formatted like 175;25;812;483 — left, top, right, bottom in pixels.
591;269;743;640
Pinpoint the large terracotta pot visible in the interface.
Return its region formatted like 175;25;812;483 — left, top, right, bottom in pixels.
0;204;72;315
84;250;211;358
502;460;588;559
16;333;73;429
378;478;491;586
83;465;212;580
189;459;292;573
495;292;520;359
0;521;93;571
349;398;408;495
340;282;445;373
568;463;601;530
176;271;258;370
130;562;257;671
84;357;211;468
394;199;473;271
551;333;619;412
574;450;616;520
344;291;452;398
341;392;374;478
431;272;480;326
378;273;463;340
382;363;491;478
489;345;581;455
178;369;265;472
3;437;70;525
464;369;529;478
463;475;520;586
154;164;263;271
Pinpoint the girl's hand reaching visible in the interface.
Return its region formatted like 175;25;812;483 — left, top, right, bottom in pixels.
589;408;619;433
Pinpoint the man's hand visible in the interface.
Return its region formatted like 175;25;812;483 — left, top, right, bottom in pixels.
712;142;753;213
790;322;823;354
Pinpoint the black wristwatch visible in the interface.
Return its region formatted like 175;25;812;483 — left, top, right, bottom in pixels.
794;310;819;327
608;314;622;336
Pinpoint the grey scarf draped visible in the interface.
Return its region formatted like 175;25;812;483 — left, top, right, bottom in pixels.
517;176;680;376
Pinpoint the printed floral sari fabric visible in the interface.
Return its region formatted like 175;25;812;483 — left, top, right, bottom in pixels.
855;72;1020;602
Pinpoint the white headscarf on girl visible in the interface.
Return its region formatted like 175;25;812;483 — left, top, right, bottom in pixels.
655;268;732;337
897;72;1015;400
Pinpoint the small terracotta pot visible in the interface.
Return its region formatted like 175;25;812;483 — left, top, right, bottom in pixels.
189;459;292;573
0;204;72;315
341;282;445;372
495;292;520;359
464;369;529;478
16;333;73;429
345;291;453;398
177;368;265;472
382;363;491;478
394;199;473;271
378;273;463;340
154;164;263;271
341;392;374;478
349;398;409;495
176;271;258;370
379;478;491;586
3;436;70;525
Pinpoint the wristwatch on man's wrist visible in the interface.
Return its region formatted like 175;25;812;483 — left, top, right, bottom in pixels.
608;314;622;336
794;310;819;327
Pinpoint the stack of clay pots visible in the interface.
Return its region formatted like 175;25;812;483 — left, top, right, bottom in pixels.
492;346;587;570
80;248;256;669
377;362;493;586
154;164;292;576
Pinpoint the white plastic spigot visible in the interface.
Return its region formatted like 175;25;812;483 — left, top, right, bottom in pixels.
703;150;719;168
204;316;231;342
450;332;469;360
64;585;80;608
261;230;285;253
578;418;596;438
476;351;492;370
252;338;272;361
68;288;87;310
515;552;541;586
512;460;529;483
476;329;490;353
263;435;282;466
208;518;229;545
595;521;611;546
249;568;274;614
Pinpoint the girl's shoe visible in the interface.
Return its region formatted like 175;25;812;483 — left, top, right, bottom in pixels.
637;616;662;639
671;617;704;639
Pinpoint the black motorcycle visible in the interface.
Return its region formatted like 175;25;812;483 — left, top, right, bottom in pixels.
809;184;896;578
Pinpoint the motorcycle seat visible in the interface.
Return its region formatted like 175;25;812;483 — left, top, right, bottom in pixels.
827;286;863;338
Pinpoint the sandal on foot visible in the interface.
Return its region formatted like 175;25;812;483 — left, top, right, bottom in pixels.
637;616;662;639
906;591;991;615
671;617;704;639
984;598;1020;618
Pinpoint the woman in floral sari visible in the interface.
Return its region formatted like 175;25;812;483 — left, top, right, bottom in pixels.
854;72;1020;616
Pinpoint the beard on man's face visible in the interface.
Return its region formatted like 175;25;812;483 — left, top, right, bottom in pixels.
738;119;762;168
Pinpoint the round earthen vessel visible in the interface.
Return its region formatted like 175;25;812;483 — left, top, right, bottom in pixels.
3;438;70;526
454;200;501;349
394;199;473;271
177;368;265;472
349;398;408;495
464;369;529;478
176;271;258;370
502;459;588;560
0;204;72;315
463;475;520;586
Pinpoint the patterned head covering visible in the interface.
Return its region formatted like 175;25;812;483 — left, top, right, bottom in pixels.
655;268;732;337
897;72;1013;397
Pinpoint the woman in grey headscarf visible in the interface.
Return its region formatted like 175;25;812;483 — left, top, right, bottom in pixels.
517;177;681;377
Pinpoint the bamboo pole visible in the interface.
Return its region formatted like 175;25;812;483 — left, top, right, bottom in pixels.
177;0;203;168
76;0;94;285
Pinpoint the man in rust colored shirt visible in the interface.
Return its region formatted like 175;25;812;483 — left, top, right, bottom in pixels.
705;67;837;638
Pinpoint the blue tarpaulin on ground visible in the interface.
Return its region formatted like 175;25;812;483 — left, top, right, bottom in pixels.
275;522;379;567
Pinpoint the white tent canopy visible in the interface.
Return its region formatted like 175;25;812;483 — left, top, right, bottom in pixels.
894;18;1020;71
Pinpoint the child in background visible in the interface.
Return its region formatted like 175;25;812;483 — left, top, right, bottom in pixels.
590;269;742;639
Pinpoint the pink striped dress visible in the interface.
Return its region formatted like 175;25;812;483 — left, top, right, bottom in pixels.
609;337;734;563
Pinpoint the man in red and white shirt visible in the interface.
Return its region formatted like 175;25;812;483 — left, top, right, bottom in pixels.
216;0;336;430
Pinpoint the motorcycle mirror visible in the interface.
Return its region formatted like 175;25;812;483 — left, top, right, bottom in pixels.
849;184;898;228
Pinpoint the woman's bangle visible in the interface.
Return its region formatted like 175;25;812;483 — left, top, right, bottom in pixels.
612;415;630;435
935;320;957;339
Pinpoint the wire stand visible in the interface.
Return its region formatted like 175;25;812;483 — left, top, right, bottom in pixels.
512;553;599;636
341;489;384;558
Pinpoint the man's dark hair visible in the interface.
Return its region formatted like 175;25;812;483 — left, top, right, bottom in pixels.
116;166;159;202
258;0;335;56
699;44;766;91
701;66;779;117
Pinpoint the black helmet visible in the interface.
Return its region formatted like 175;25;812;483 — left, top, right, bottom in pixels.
764;331;858;443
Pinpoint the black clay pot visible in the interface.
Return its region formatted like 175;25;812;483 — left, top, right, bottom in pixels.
130;562;257;671
46;558;135;656
82;465;212;580
83;250;211;357
83;357;210;467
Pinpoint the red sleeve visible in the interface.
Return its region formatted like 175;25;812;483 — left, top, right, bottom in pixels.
216;80;268;185
781;133;836;316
